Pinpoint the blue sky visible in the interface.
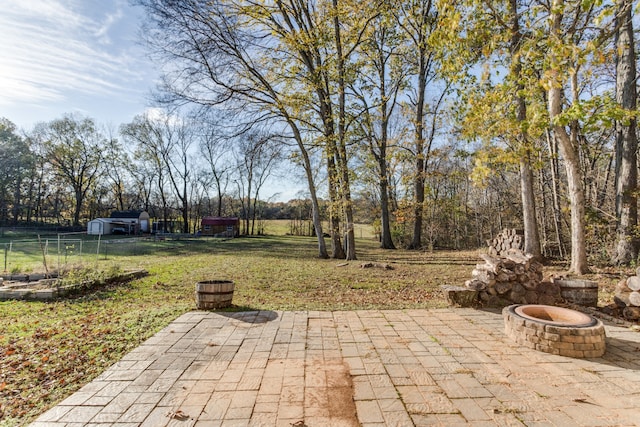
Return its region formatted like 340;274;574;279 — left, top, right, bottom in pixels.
0;0;158;130
0;0;309;201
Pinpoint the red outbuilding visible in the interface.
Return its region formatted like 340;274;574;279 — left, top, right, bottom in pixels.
201;217;240;237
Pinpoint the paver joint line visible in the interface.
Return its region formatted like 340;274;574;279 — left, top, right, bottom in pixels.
29;309;640;427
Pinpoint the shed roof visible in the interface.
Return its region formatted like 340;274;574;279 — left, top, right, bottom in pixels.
88;218;113;223
202;217;239;226
110;210;145;219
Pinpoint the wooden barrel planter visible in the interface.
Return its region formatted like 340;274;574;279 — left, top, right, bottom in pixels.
195;280;235;309
555;279;598;307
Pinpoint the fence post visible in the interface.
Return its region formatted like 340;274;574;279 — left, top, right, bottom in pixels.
37;235;49;276
96;234;101;267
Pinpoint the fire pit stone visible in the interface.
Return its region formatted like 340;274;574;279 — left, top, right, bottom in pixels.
503;304;606;358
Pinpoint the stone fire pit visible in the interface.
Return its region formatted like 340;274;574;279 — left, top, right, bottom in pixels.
503;304;606;358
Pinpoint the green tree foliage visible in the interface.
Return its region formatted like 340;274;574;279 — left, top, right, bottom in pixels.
1;0;637;270
439;0;634;271
0;118;35;225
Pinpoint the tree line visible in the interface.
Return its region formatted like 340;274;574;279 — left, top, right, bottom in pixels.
0;113;283;236
1;0;637;269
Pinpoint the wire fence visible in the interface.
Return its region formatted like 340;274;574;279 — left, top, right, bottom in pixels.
1;234;165;275
1;222;375;276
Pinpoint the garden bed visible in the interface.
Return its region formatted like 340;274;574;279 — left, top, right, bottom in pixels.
0;269;148;301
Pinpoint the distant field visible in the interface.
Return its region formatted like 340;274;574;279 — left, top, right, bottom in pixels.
0;234;476;425
256;219;376;239
0;220;376;275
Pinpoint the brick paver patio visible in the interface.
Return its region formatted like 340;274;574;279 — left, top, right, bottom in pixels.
30;308;640;426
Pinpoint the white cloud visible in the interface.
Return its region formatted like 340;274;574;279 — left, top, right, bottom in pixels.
144;107;169;122
0;0;149;107
94;7;124;45
143;107;187;126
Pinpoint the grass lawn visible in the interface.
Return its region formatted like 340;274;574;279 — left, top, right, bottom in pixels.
0;220;376;275
0;235;481;425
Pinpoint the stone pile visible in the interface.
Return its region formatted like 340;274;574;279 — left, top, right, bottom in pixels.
465;251;562;307
614;272;640;321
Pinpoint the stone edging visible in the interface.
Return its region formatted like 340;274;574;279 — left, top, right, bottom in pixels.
0;270;148;301
503;304;606;358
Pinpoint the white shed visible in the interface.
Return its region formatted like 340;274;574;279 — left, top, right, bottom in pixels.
87;218;114;235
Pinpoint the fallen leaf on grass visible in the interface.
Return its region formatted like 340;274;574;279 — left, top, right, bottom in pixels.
166;410;190;420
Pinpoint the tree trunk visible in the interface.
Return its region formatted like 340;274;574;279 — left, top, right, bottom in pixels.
12;180;22;224
244;167;252;235
380;171;395;249
160;177;168;233
182;201;189;234
612;0;638;265
520;155;541;257
550;121;589;274
547;0;588;274
410;155;425;250
409;59;427;250
182;180;189;234
317;81;343;258
73;188;83;226
376;32;395;250
285;116;328;258
546;129;566;258
552;127;588;272
327;150;345;259
332;0;356;260
509;0;541;258
215;176;223;217
308;183;328;259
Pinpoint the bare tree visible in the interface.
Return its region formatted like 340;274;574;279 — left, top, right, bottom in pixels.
137;0;330;257
396;0;446;249
36;115;104;226
352;2;406;250
102;125;131;211
198;116;232;217
234;133;282;235
121;111;194;234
